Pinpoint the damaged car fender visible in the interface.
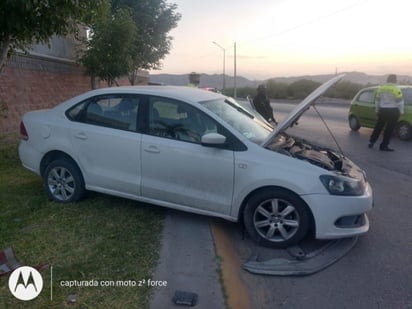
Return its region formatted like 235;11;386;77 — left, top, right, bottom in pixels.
230;145;331;219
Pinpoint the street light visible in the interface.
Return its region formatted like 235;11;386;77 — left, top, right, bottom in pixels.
212;41;226;91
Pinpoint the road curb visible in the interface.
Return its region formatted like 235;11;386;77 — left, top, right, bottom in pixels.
150;211;225;309
211;220;252;309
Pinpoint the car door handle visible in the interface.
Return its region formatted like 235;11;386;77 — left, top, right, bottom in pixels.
74;132;88;140
144;146;160;153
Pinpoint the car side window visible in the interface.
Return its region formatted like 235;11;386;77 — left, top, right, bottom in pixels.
357;90;375;103
67;95;140;131
148;97;218;143
401;88;412;105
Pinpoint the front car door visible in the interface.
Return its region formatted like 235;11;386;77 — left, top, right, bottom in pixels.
140;96;235;215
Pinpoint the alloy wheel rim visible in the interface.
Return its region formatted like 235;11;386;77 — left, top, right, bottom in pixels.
399;124;410;138
47;167;75;201
253;198;300;242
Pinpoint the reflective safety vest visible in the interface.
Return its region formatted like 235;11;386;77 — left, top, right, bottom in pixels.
376;84;403;101
375;83;404;113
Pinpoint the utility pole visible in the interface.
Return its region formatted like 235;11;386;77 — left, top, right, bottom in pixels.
234;42;237;98
212;41;226;91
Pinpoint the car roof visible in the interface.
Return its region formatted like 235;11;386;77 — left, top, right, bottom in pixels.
353;85;412;104
54;86;225;111
360;85;412;91
97;85;224;101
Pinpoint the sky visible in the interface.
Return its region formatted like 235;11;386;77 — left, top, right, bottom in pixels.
151;0;412;80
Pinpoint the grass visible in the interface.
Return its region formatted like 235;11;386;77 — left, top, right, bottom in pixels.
0;145;164;308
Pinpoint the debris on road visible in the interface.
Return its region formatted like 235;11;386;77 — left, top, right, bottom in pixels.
243;237;358;276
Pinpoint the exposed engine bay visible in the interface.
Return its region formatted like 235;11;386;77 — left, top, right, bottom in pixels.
267;133;365;181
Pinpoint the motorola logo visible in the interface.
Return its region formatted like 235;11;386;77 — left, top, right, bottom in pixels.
8;266;43;301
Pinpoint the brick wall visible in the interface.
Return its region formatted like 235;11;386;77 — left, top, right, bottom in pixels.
0;54;145;137
0;54;93;136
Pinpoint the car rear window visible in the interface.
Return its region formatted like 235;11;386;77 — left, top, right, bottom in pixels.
402;88;412;105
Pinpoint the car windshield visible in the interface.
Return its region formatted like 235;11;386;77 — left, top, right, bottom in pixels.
201;98;271;144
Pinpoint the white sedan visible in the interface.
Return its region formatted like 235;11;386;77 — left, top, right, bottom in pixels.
19;75;373;248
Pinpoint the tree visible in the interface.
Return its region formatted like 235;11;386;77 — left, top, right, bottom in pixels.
288;79;321;99
266;80;288;99
110;0;181;84
325;80;363;99
0;0;101;73
81;3;137;86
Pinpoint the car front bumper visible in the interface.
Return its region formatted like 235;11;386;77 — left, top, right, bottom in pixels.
302;183;373;239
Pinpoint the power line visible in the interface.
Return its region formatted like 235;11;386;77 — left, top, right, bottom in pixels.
237;0;369;48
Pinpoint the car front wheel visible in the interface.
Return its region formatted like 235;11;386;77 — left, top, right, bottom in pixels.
397;121;412;141
243;188;310;248
44;159;85;203
349;115;360;131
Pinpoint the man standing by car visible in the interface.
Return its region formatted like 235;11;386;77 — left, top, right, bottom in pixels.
369;74;404;151
253;84;277;124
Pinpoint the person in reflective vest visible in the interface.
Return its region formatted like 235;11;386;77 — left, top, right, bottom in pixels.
368;74;404;151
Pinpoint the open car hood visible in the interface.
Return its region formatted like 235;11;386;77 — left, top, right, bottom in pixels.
261;74;345;147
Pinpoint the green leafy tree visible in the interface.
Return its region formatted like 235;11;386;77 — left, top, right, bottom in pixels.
231;86;255;98
0;0;101;73
325;80;363;99
81;3;137;86
111;0;181;84
288;79;321;99
266;80;288;99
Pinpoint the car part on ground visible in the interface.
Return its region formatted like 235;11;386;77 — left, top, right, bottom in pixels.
172;291;198;306
243;236;358;276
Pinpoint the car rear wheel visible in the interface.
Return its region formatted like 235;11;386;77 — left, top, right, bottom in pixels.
397;121;412;141
44;159;85;203
349;115;360;131
243;188;310;248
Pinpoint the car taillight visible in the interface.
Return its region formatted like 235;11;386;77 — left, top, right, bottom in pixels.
20;121;28;140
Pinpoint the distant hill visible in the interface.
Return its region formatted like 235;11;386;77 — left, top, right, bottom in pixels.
270;72;412;85
149;73;261;89
149;71;412;89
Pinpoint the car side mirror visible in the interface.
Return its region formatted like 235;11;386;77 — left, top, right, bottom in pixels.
201;133;227;147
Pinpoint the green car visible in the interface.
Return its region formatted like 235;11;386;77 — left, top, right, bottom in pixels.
348;86;412;140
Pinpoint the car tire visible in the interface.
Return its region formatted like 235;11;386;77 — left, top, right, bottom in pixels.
349;115;360;131
397;121;412;141
43;159;85;203
243;188;310;248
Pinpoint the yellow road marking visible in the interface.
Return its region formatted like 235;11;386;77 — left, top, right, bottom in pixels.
211;220;252;309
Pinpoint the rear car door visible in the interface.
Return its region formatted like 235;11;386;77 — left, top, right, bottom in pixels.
140;96;235;214
67;94;142;196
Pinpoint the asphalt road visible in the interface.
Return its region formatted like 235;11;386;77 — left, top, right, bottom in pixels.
226;101;412;309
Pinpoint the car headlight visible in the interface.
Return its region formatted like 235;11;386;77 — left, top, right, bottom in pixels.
319;175;365;196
